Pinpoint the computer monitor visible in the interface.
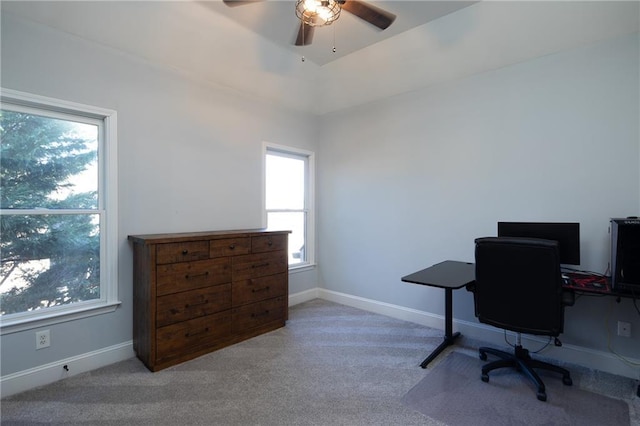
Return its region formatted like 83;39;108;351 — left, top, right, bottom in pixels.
497;222;581;265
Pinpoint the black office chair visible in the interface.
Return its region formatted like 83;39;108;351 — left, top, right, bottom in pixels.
471;237;573;402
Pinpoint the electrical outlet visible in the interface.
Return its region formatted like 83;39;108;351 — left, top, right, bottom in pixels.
617;321;631;338
36;330;50;349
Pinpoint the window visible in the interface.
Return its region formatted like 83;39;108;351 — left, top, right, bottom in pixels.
264;143;314;268
0;89;118;333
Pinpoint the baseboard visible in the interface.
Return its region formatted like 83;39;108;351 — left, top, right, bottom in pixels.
289;288;320;306
1;289;329;399
4;289;637;398
1;341;135;398
316;288;640;380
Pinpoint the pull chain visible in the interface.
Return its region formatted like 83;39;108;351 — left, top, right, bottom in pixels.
332;21;337;53
301;21;305;62
300;19;338;61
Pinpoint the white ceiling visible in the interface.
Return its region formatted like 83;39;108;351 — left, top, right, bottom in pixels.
201;1;477;66
2;1;639;115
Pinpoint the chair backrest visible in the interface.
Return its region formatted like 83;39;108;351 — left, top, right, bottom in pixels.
473;237;564;336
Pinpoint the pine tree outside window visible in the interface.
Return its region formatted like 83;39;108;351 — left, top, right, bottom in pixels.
0;89;119;332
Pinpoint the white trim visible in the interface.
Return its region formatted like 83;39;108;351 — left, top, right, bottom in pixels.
0;301;121;335
314;288;640;380
289;263;316;274
0;88;119;332
0;88;115;118
288;288;321;307
102;107;118;306
5;291;638;398
262;141;316;268
263;142;315;158
261;143;268;229
0;341;134;398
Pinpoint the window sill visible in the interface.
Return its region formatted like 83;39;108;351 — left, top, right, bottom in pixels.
289;263;316;274
0;301;122;335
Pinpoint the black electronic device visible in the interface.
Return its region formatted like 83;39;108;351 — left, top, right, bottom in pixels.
610;218;640;293
497;222;581;266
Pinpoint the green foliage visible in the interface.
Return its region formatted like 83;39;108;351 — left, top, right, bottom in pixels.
0;110;100;315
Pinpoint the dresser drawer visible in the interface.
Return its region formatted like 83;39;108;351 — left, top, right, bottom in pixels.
232;273;287;306
251;234;288;253
156;284;232;327
156;258;231;296
156;311;232;363
156;241;210;264
232;297;286;332
210;237;250;258
232;252;288;281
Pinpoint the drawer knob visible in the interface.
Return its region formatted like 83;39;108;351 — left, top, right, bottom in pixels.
185;327;209;338
252;262;270;269
229;244;235;250
252;286;270;293
182;250;188;255
185;299;208;308
251;310;270;318
268;240;273;246
185;271;210;279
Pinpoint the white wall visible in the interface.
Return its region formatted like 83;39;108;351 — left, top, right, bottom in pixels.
0;14;318;382
2;3;639;394
317;33;640;374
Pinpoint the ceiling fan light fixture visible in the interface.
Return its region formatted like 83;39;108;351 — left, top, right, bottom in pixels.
296;0;341;27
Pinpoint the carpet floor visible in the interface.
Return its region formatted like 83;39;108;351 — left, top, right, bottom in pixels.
2;299;638;425
403;351;630;425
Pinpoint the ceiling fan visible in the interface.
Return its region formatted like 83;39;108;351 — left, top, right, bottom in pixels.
223;0;396;46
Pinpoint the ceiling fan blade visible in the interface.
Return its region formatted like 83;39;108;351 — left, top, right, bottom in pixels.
340;0;396;30
222;0;263;7
294;21;315;46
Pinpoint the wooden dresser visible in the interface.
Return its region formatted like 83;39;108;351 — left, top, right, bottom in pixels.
128;229;289;371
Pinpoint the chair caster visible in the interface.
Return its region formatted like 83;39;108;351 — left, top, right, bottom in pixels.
537;391;547;402
479;352;487;361
563;376;573;386
481;373;489;382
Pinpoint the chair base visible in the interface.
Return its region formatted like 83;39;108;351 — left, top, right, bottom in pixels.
479;345;572;402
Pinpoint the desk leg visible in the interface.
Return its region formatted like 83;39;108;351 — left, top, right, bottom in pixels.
420;288;461;368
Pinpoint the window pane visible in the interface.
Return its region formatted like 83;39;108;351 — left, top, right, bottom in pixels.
0;110;98;210
266;154;304;210
267;211;305;265
0;214;101;315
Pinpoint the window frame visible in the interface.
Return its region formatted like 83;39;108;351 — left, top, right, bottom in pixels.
0;88;120;334
263;142;315;271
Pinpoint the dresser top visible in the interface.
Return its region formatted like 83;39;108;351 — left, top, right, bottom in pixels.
128;229;290;245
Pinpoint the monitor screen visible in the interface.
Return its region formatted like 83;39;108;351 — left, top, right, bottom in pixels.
497;222;581;265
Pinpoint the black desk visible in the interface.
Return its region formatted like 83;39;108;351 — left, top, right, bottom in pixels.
403;261;639;396
401;260;475;368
